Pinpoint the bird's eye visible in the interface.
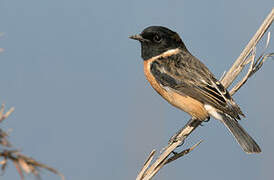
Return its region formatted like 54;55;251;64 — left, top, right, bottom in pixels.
153;34;162;43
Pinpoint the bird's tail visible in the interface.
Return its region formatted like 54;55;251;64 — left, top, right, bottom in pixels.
220;114;261;154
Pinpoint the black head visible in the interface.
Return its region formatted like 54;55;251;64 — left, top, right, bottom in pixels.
130;26;187;60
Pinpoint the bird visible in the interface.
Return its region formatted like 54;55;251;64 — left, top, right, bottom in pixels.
129;26;261;154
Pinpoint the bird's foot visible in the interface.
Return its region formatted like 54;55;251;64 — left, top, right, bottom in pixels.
200;117;210;126
168;129;185;146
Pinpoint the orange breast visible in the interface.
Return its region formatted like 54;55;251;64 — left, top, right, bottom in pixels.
144;58;209;120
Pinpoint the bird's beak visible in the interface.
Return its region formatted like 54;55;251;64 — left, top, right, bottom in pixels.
129;34;149;42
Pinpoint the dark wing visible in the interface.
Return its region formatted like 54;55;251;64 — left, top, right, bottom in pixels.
150;51;244;120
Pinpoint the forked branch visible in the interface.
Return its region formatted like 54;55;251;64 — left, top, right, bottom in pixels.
0;104;65;180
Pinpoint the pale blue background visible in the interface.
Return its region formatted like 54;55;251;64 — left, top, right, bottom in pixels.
0;0;274;180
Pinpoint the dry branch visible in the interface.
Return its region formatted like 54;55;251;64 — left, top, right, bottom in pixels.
136;8;274;180
220;8;274;87
0;104;64;180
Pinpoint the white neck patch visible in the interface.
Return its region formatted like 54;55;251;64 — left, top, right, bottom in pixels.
145;48;180;61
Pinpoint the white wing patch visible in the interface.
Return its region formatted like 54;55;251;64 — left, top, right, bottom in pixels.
204;104;223;121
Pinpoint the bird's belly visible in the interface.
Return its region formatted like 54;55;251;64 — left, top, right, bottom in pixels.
144;60;209;120
165;90;209;120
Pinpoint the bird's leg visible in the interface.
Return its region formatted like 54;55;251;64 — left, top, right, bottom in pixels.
171;137;186;154
168;127;185;145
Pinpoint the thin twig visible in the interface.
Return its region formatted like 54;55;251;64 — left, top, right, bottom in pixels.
0;104;65;180
229;47;256;95
165;140;203;165
220;8;274;88
0;150;65;180
136;150;156;180
0;104;14;123
230;32;274;95
136;118;201;180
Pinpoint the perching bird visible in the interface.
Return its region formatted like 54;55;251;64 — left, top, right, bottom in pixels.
130;26;261;154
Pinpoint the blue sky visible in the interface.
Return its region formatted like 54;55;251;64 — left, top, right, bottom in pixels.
0;0;273;179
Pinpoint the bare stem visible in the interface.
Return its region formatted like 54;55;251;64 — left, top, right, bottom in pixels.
220;8;274;88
